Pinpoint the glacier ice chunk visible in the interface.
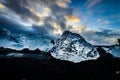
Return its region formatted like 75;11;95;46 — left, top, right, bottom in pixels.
51;30;100;63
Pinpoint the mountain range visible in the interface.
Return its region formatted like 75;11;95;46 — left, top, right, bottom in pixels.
0;28;120;63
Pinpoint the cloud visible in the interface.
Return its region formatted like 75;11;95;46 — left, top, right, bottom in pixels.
80;28;120;45
0;3;4;9
1;0;119;45
103;20;110;24
50;22;63;34
65;15;80;23
68;26;86;33
56;0;71;8
0;16;33;33
97;18;110;25
84;0;102;15
97;18;102;22
118;19;120;22
77;26;86;31
0;0;73;35
104;37;117;43
85;0;101;8
1;0;39;23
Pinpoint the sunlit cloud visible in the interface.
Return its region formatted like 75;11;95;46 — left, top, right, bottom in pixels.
0;3;4;9
69;26;86;34
77;26;86;31
56;0;71;8
50;22;63;35
104;37;117;43
27;5;51;18
65;15;80;23
26;6;51;26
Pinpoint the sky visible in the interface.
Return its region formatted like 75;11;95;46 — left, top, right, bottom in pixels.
0;0;120;45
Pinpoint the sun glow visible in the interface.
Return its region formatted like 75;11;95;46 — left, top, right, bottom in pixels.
0;3;4;9
65;15;80;23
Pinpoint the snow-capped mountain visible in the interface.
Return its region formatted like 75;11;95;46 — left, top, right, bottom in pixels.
16;33;53;51
0;28;53;52
51;30;100;63
102;45;120;57
0;28;19;48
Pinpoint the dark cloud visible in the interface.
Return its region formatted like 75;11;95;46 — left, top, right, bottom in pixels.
50;4;73;15
0;16;33;34
32;24;52;34
95;29;120;38
30;0;73;31
0;16;23;33
1;0;39;22
50;4;73;30
0;0;74;34
0;15;56;39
